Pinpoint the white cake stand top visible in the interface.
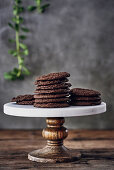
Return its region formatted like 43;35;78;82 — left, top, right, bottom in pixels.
4;102;106;118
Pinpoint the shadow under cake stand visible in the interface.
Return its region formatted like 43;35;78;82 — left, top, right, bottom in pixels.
4;102;106;163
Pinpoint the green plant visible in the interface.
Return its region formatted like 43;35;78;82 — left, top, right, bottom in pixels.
28;0;50;13
4;0;30;80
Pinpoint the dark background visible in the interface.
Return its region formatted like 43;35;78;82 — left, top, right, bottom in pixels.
0;0;114;129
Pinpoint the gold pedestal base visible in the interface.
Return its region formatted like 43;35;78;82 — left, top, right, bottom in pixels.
28;118;81;163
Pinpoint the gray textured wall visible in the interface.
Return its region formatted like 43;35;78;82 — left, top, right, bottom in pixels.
0;0;114;129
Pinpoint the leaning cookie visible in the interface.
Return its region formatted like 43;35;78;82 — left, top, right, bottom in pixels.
11;94;34;102
70;88;101;96
70;96;101;101
34;102;70;108
35;72;70;81
71;100;101;106
16;100;35;105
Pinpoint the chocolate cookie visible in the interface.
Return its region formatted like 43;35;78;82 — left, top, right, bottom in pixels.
71;100;101;106
35;72;70;81
34;88;70;94
70;88;101;97
34;93;69;99
11;94;34;102
71;96;101;101
35;97;70;103
16;100;35;105
34;78;69;86
35;83;71;90
34;102;70;108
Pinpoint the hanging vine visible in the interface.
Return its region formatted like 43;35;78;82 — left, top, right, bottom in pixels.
4;0;50;80
4;0;30;80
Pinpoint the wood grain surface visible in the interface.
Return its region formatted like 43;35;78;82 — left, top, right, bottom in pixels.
0;130;114;170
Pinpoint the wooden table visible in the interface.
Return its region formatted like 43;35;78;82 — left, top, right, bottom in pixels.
0;130;114;170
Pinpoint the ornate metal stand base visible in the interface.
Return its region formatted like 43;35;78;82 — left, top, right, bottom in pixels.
28;117;81;163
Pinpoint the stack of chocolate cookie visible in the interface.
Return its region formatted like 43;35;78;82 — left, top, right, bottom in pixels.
11;94;34;105
34;72;71;108
70;88;101;106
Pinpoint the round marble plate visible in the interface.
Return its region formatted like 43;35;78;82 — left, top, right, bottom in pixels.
4;102;106;117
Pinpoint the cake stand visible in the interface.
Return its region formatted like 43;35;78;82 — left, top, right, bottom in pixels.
4;102;106;163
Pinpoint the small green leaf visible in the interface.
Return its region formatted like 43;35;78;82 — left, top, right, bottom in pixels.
17;0;22;3
19;35;26;40
4;72;13;80
8;49;17;57
8;39;15;43
13;5;16;9
8;23;14;29
4;68;25;80
4;72;16;80
23;49;29;55
20;43;27;49
23;66;30;75
21;27;29;32
12;17;17;23
12;52;17;57
19;17;24;23
18;7;24;13
11;68;19;76
28;6;37;11
13;67;19;74
12;17;23;24
18;74;24;80
41;4;50;12
13;6;24;15
8;49;14;54
13;9;17;15
14;24;19;31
